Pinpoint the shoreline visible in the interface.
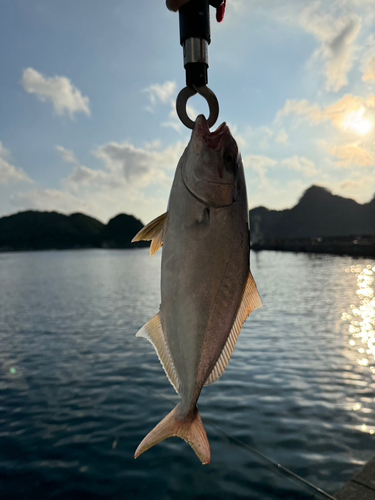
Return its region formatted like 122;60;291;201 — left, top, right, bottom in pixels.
251;244;375;258
0;245;374;258
251;236;375;258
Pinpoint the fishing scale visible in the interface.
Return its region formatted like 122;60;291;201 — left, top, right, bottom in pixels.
175;0;226;129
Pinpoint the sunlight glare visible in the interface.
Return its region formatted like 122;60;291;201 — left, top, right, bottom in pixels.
343;108;373;136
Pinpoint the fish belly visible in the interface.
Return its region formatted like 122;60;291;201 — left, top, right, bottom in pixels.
160;167;249;414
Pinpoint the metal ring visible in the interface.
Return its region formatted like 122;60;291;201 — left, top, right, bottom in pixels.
176;86;197;129
176;85;219;130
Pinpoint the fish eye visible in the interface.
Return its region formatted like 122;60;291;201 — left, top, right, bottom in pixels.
224;153;234;165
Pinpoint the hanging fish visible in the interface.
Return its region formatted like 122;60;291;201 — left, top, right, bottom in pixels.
132;115;262;464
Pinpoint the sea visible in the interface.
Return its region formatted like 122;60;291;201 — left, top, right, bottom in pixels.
0;249;374;500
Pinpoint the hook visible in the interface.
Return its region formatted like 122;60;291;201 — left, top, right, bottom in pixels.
176;85;219;130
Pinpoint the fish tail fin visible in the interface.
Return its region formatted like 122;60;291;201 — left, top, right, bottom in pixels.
134;404;211;465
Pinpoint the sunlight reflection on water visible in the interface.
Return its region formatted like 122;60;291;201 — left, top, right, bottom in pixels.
342;264;375;434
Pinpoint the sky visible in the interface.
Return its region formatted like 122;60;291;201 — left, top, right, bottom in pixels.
0;0;374;224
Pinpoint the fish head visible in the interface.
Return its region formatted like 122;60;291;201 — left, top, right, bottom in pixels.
182;115;242;207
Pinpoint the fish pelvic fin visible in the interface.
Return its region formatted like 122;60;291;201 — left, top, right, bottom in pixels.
136;314;180;394
131;212;168;257
135;404;211;465
204;271;262;386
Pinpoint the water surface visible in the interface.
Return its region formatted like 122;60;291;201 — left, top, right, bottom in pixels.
0;249;374;499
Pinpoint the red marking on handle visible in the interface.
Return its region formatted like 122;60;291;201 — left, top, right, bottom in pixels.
216;0;226;23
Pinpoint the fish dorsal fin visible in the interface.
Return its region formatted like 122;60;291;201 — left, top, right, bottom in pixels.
136;313;180;393
131;212;168;257
204;272;262;387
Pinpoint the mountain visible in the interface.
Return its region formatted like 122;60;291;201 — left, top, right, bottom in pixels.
0;211;104;250
100;214;146;249
250;186;375;240
0;210;147;251
0;186;373;252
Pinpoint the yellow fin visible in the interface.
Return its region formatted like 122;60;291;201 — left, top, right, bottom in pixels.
136;314;179;393
204;272;262;386
132;212;168;257
135;404;210;465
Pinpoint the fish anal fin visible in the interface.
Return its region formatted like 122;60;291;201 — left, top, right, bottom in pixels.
135;404;211;465
204;271;262;386
136;313;179;393
132;212;168;257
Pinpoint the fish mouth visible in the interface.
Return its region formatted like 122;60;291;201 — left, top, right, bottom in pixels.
195;115;230;151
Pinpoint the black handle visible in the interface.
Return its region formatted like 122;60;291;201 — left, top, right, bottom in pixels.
209;0;224;7
179;0;210;46
178;0;224;88
178;0;224;45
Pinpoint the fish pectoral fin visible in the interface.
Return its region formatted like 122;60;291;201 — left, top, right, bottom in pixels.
131;212;168;257
136;313;180;393
204;271;262;387
135;404;211;465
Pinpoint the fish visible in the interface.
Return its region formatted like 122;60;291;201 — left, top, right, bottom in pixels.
132;115;262;464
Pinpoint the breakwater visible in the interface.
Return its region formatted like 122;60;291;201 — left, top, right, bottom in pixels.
251;235;375;258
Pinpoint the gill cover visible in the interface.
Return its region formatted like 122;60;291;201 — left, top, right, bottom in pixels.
182;115;239;207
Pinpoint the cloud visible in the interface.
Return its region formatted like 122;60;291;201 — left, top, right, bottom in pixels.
22;68;91;119
12;139;186;223
245;153;320;179
144;81;177;109
275;129;289;144
324;94;374;129
55;145;116;189
243;154;278;188
276;94;375;169
94;140;183;185
61;140;185;193
240;126;274;151
276;94;375;131
142;80;201;133
12;188;89;215
275;99;324;124
332;174;375;203
65;165;112;189
161;101;200;133
11;184;170;226
363;56;375;82
281;156;318;176
325;18;361;91
57;140;184;190
330;142;375;167
244;154;277;172
0;142;32;184
247;177;309;211
56;145;79;165
362;35;375;82
298;4;361;91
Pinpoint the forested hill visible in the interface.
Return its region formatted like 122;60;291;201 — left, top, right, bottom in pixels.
250;186;375;239
0;211;148;251
1;186;374;251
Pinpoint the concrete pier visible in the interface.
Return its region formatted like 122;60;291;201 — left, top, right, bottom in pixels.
336;457;375;499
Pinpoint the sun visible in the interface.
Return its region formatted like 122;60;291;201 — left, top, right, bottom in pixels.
343;108;373;136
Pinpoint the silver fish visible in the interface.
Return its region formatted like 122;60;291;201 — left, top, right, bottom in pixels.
132;115;262;464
